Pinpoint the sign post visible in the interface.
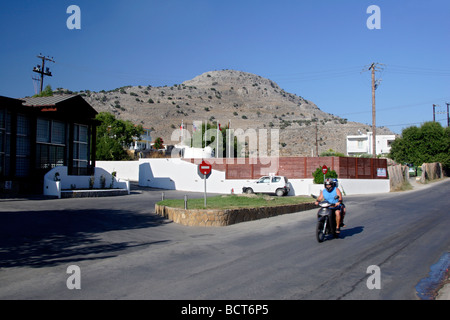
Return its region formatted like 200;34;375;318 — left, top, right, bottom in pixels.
199;160;212;207
204;175;206;207
322;165;328;182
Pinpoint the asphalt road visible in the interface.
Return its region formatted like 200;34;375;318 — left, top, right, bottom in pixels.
0;180;449;301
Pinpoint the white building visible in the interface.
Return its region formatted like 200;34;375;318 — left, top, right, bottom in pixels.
130;127;152;151
346;132;396;156
181;146;214;158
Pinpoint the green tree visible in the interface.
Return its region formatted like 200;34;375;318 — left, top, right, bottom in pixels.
188;122;240;157
154;137;164;150
95;112;143;160
389;121;450;171
33;85;53;97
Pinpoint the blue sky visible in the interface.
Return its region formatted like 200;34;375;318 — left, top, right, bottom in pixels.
1;0;449;133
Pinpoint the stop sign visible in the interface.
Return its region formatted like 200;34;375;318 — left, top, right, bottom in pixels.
322;165;328;175
199;160;212;175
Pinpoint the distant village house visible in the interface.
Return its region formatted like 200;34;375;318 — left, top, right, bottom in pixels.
346;132;396;156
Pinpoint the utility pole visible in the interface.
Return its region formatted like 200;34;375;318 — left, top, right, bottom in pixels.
433;104;436;122
315;121;318;157
446;103;450;127
365;62;384;158
32;54;55;94
434;103;450;127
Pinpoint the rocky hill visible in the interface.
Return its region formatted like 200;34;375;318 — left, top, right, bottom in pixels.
60;70;393;156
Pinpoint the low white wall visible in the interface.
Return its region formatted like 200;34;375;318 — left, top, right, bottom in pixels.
43;166;130;198
338;179;390;195
138;159;390;195
288;178;389;196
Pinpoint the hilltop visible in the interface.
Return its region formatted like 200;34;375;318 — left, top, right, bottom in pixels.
56;70;393;156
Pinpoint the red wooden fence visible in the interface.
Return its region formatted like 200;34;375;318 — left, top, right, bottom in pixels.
183;157;388;180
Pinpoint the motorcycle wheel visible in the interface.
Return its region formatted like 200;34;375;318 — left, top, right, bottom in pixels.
316;218;325;243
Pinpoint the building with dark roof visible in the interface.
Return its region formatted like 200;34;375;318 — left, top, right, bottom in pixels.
0;95;98;194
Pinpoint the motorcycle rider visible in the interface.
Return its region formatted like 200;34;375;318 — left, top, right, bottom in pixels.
314;179;344;234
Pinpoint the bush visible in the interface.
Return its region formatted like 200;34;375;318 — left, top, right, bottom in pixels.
312;166;338;184
319;149;345;157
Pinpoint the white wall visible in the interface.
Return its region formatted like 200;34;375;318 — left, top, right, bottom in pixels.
96;161;140;182
138;158;247;194
43;160;390;197
337;178;389;195
288;178;389;196
138;158;390;195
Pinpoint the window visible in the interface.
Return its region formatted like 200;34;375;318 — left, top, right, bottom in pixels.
36;118;66;171
52;121;65;144
259;177;270;183
0;108;5;176
73;124;89;175
2;111;11;176
37;118;50;143
16;114;30;177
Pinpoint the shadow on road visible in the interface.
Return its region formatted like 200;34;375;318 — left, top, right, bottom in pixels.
0;208;170;269
339;226;364;239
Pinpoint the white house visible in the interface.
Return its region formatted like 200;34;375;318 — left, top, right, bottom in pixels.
130;127;152;151
181;146;214;158
346;132;396;156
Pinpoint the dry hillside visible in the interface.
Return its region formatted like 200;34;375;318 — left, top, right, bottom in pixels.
58;70;393;156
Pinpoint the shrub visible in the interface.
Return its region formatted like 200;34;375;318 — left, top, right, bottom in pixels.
312;166;338;184
320;149;346;157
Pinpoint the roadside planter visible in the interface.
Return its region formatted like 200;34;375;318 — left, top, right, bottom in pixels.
155;201;316;227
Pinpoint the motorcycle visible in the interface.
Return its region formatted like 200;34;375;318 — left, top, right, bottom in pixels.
311;194;340;243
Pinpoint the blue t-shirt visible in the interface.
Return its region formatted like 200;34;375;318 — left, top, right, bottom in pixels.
323;187;338;204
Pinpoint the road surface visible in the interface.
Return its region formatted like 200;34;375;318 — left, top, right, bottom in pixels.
0;180;449;301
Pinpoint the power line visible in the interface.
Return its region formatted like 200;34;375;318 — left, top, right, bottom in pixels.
433;103;450;127
384;64;450;77
268;63;450;84
338;97;450;116
268;66;365;82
